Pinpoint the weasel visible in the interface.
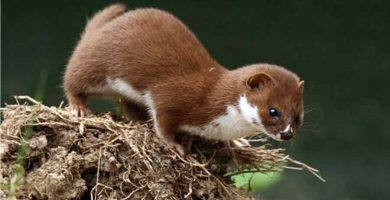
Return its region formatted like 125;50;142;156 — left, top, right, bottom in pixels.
63;4;305;155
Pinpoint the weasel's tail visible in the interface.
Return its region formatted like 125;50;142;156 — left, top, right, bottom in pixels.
83;4;127;36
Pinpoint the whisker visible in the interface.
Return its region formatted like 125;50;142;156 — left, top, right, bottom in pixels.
299;121;320;134
301;128;319;134
303;104;316;115
304;108;316;115
304;104;315;109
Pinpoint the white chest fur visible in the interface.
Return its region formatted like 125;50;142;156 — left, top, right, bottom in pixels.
179;96;264;140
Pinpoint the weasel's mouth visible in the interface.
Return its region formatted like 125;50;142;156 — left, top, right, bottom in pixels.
250;123;282;142
261;131;282;142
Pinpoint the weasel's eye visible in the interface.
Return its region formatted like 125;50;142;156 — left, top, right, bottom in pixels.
269;108;279;117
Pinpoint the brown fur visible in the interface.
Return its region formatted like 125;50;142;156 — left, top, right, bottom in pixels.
63;4;304;153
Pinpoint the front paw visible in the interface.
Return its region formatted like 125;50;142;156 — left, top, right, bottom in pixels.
166;141;186;157
230;138;250;148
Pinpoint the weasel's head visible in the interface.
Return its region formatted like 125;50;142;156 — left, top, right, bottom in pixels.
238;64;305;141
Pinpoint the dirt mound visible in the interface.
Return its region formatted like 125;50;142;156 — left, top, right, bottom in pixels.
0;96;323;200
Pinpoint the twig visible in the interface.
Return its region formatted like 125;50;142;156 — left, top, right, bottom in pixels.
15;96;41;105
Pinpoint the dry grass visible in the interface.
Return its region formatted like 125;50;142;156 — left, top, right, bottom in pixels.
0;96;324;200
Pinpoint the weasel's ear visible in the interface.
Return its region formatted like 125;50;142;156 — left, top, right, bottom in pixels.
298;80;305;94
246;73;275;90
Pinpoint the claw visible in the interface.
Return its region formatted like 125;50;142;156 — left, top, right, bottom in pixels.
230;138;250;148
166;141;186;156
174;144;186;157
70;105;90;117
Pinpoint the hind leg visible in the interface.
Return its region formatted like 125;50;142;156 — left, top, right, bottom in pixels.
68;93;90;117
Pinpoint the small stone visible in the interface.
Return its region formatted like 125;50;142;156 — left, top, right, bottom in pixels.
29;135;48;149
0;143;9;157
108;156;116;163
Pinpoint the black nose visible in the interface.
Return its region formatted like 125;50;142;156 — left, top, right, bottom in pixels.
280;131;293;140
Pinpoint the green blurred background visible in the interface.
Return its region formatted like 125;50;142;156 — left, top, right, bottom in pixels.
2;0;390;199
